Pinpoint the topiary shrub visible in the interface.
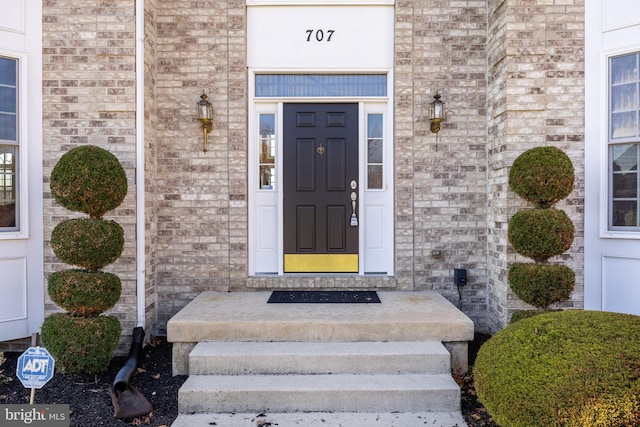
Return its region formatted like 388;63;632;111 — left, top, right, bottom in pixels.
50;145;127;219
508;209;575;263
42;145;127;373
508;146;575;316
51;219;124;271
509;263;575;310
474;310;640;427
41;313;121;374
509;146;574;209
48;270;121;317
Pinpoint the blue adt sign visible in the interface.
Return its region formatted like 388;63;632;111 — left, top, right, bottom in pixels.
16;347;55;389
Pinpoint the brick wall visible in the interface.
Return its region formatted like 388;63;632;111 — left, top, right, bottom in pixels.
486;0;585;332
37;0;586;341
394;0;490;330
42;0;138;352
144;0;158;334
154;0;248;332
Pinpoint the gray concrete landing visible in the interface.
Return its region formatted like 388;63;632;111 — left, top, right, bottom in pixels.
167;291;474;376
171;411;467;427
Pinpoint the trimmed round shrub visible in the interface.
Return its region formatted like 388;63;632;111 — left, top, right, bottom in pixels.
40;313;121;374
508;208;575;262
509;146;574;208
474;310;640;427
50;145;127;219
51;218;124;270
509;263;575;310
48;270;121;317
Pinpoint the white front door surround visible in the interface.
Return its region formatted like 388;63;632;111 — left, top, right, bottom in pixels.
247;3;394;276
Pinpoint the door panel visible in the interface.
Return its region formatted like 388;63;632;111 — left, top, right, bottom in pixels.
284;103;358;273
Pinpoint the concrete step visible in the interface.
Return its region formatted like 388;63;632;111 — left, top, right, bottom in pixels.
178;373;461;413
188;341;452;375
170;411;467;427
169;291;475;375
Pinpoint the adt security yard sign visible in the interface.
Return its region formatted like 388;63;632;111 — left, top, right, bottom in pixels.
16;347;55;389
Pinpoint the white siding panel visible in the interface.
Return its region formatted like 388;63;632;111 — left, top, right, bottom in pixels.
602;256;640;315
247;5;394;69
0;256;28;340
255;205;278;273
364;205;385;273
0;0;25;35
603;0;640;33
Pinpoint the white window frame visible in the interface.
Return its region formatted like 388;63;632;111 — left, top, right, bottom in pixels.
0;49;28;240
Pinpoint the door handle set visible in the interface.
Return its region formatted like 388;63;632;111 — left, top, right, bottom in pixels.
350;180;358;227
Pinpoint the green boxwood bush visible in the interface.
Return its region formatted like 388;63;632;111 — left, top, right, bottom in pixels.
44;145;127;374
474;310;640;427
48;270;121;317
508;208;575;263
50;218;124;270
50;145;127;219
509;263;575;310
40;313;121;374
509;146;574;208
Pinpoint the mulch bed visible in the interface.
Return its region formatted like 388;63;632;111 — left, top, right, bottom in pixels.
0;335;497;427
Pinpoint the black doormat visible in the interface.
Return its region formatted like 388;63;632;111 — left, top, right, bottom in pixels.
268;290;381;304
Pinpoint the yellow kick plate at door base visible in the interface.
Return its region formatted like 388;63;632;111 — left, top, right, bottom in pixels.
284;254;358;273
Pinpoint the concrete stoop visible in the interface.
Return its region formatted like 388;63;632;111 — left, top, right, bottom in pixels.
168;291;474;427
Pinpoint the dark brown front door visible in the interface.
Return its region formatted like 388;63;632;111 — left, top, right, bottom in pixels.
283;103;359;273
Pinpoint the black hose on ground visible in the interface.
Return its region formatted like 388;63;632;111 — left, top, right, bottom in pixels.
113;326;145;393
109;326;152;418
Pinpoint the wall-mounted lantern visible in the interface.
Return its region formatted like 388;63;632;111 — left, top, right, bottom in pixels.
429;93;445;135
196;92;213;153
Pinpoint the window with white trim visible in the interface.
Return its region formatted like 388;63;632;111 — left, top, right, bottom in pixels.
609;52;640;230
367;113;383;189
258;113;276;190
0;56;18;231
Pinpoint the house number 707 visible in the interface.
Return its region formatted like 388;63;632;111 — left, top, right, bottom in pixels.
306;29;335;42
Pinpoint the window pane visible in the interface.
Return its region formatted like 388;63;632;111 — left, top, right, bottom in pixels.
0;86;16;113
368;139;382;164
0;114;16;141
613;144;638;171
260;114;275;137
612;200;637;227
611;83;637;113
0;146;17;229
256;74;387;97
259;165;275;190
367;114;383;138
611;54;638;85
613;172;637;198
0;57;17;87
367;165;383;190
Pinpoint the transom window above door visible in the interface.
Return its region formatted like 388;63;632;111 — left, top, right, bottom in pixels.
255;74;387;98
